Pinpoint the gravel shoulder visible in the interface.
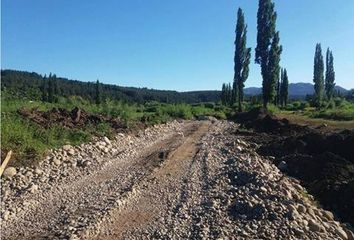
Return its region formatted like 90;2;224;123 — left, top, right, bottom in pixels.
1;120;353;239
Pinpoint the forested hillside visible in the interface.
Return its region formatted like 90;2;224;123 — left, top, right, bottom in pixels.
1;70;220;103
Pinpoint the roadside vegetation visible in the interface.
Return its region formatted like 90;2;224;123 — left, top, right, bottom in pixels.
1;93;229;166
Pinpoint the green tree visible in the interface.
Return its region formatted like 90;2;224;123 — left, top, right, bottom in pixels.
52;74;59;103
47;73;54;103
221;83;227;105
231;81;237;106
95;79;101;105
41;74;48;102
313;43;324;107
280;68;289;106
234;8;251;112
255;0;280;108
325;48;335;100
268;31;282;106
275;75;280;106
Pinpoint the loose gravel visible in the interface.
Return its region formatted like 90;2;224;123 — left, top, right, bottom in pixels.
1;120;353;240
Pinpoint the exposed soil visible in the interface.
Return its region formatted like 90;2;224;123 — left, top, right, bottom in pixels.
234;107;354;226
18;107;129;130
233;107;312;135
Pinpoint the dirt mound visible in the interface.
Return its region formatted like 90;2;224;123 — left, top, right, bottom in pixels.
18;107;126;130
259;130;354;164
234;108;354;226
273;152;354;226
257;130;354;226
234;107;310;135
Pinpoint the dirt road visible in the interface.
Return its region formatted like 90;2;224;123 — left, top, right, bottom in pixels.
1;120;353;239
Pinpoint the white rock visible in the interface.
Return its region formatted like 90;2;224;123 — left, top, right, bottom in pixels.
3;167;17;178
322;210;334;221
67;149;75;156
29;184;39;193
3;210;10;220
103;137;111;145
63;145;72;151
52;158;61;166
34;168;43;175
308;219;324;232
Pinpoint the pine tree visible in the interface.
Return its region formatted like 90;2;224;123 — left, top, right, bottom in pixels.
325;48;335;100
47;73;54;103
234;8;251;112
95;79;101;105
255;0;280;108
313;43;324;107
52;74;59;103
41;74;48;102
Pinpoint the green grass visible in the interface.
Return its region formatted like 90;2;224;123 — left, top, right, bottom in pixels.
1;97;228;166
1;113;92;166
282;98;354;121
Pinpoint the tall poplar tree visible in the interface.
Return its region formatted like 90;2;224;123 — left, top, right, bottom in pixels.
268;31;282;105
255;0;281;108
313;43;324;107
325;48;335;100
280;68;289;106
234;8;251;112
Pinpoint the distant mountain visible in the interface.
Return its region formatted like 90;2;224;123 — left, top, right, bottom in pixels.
244;82;349;98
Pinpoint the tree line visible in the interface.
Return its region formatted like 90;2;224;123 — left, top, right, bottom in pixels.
222;0;337;111
1;70;220;104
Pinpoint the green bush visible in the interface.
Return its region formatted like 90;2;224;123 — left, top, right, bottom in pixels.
1;113;92;166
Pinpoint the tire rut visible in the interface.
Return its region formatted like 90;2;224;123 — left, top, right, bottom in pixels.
91;121;211;239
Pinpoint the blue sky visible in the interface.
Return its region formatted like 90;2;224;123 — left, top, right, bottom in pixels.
2;0;354;91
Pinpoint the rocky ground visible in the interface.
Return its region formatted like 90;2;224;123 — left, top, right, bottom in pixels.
1;119;353;239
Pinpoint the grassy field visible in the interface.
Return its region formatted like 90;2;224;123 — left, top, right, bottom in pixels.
1;96;229;166
268;98;354;130
276;111;354;130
